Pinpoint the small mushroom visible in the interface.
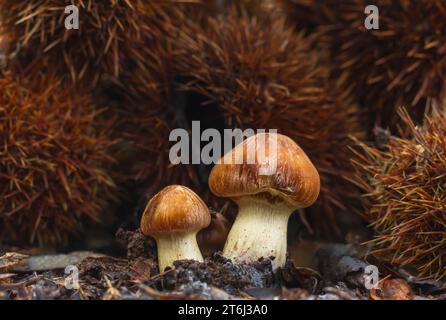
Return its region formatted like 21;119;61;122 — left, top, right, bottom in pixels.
140;185;211;271
209;133;320;269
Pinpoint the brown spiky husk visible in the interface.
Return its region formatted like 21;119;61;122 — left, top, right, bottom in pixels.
279;0;446;130
0;0;215;191
277;0;338;32
173;12;365;239
106;2;233;203
0;72;117;246
353;109;446;280
0;0;188;91
0;1;220;223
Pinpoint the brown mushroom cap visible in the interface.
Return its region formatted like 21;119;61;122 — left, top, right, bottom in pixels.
140;185;211;237
209;133;320;208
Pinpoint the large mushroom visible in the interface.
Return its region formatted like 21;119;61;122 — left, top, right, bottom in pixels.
140;185;211;271
209;132;320;269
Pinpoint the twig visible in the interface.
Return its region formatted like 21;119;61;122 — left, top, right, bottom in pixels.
0;274;43;290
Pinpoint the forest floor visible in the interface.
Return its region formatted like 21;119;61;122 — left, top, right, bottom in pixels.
1;229;445;300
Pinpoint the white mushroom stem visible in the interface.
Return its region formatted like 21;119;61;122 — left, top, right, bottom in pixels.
155;232;203;271
223;196;295;270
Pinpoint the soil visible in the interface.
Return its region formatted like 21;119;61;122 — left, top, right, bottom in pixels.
1;228;445;300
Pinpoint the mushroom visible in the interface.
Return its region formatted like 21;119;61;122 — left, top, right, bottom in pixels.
140;185;211;271
208;132;320;269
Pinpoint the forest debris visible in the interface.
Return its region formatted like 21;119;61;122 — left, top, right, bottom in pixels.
321;286;361;300
138;284;198;300
0;252;28;272
280;287;310;300
115;228;157;261
316;243;369;288
0;274;43;291
370;278;413;300
0;273;16;284
153;254;274;296
137;283;242;300
128;259;155;281
78;256;132;281
0;247;442;300
12;251;104;272
397;268;446;295
208;286;243;300
243;287;282;300
278;260;322;294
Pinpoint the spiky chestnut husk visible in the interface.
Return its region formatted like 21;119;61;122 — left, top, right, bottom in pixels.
173;12;365;240
110;49;233;226
0;0;188;91
278;0;446;130
353;109;446;281
103;3;238;251
0;72;117;246
277;0;338;32
109;2;226;198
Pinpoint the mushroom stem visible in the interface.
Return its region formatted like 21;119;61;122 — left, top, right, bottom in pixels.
155;232;203;271
223;197;294;270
